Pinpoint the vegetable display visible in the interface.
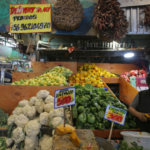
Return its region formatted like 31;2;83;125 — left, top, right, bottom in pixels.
119;140;143;150
69;63;117;87
73;84;137;130
92;0;128;42
6;90;72;149
12;66;73;86
121;69;147;82
0;108;8;127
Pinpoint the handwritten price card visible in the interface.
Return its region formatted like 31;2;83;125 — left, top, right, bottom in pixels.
9;4;52;33
104;105;127;126
54;87;76;109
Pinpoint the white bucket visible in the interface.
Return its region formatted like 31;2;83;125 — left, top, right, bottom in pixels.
121;131;150;150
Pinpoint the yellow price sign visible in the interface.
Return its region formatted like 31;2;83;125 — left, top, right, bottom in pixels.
9;4;52;33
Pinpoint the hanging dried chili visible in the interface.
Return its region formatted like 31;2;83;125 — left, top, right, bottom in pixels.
92;0;129;42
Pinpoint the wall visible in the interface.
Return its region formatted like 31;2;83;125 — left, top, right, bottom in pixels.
0;0;96;35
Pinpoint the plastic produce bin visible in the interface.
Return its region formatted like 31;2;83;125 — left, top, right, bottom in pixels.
121;131;150;150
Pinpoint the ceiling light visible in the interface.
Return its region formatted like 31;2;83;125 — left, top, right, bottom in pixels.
124;52;134;58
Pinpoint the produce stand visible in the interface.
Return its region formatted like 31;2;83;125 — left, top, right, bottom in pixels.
0;85;69;115
119;77;138;105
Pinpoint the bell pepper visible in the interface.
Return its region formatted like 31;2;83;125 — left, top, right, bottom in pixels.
93;102;101;111
124;122;130;129
76;89;83;96
103;120;111;129
98;123;105;130
92;96;100;103
98;111;105;119
84;123;90;129
77;106;84;114
95;113;102;123
78;112;86;124
87;113;95;124
76;119;84;129
84;108;90;114
94;122;99;129
129;120;137;129
72;105;78;119
90;106;97;114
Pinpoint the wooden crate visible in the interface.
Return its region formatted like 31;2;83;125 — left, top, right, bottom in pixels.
78;63;140;75
102;77;120;84
93;129;140;138
0;85;69;115
33;61;77;74
119;77;138;105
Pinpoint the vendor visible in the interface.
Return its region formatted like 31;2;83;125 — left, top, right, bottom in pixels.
129;73;150;132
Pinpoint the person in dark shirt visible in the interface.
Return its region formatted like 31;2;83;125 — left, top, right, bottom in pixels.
0;70;12;83
129;73;150;132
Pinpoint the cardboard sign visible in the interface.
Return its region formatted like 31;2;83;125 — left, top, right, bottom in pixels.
9;4;52;33
54;87;76;109
104;105;127;126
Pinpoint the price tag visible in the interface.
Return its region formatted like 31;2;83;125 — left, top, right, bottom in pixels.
104;105;127;126
54;87;76;109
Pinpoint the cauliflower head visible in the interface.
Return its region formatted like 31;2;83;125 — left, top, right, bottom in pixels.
15;114;29;128
39;135;53;150
7;114;17;126
40;112;49;126
29;97;38;106
22;105;36;119
45;95;54;104
49;108;64;119
18;100;29;107
25;120;41;136
24;136;38;150
35;101;44;113
5;138;13;148
36;90;49;99
50;117;64;128
44;103;54;113
12;127;25;143
12;107;23;115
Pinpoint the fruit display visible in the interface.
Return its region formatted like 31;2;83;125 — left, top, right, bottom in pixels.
72;84;137;130
6;90;72;149
121;70;147;82
12;66;73;86
69;63;117;87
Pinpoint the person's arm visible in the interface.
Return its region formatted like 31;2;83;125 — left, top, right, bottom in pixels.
129;93;147;122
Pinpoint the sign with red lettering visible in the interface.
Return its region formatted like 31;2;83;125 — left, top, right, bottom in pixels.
104;105;127;126
54;87;76;109
9;4;52;33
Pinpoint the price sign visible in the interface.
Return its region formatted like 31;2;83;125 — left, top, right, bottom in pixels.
9;4;52;33
104;105;127;126
54;87;76;109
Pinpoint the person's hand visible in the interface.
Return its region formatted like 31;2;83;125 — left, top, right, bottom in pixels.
137;113;147;122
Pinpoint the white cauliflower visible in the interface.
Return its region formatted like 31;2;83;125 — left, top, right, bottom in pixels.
39;135;53;150
25;120;41;136
15;114;29;128
40;112;49;126
36;90;49;99
44;103;54;113
7;114;17;126
12;127;25;143
12;107;23;115
5;138;13;148
50;117;64;128
29;97;38;106
45;95;54;104
22;105;36;119
49;108;64;119
18;100;29;107
35;101;44;113
24;136;38;150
